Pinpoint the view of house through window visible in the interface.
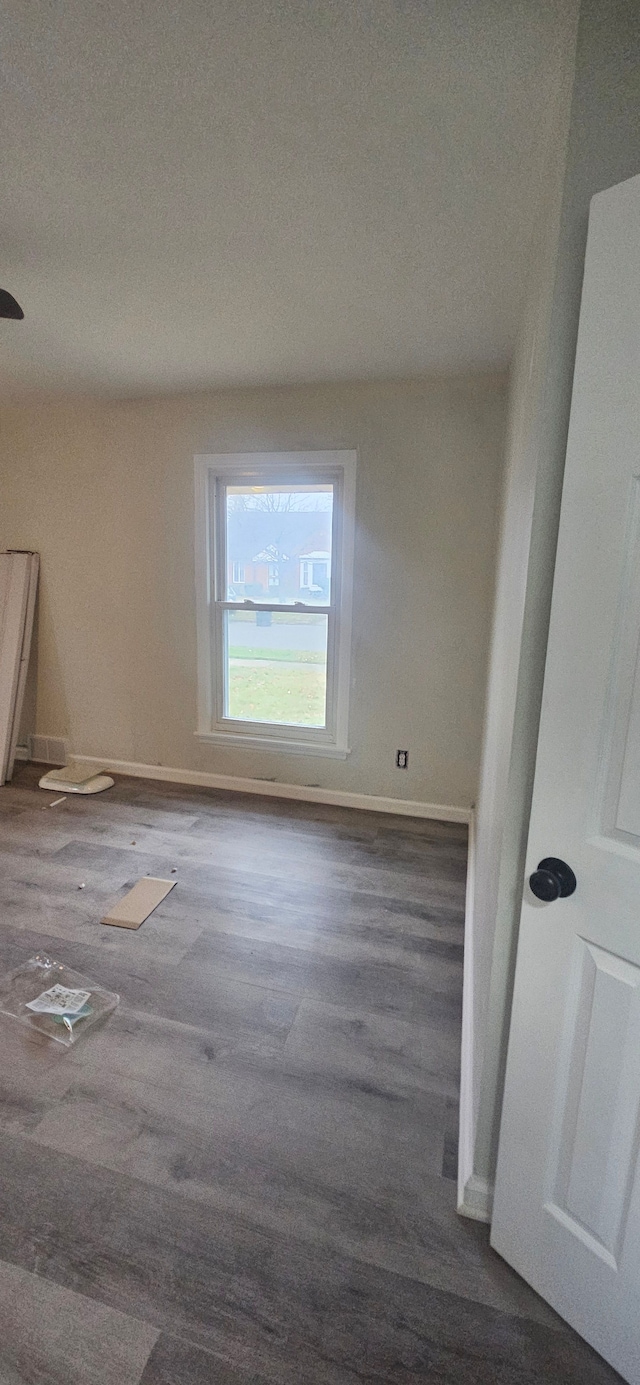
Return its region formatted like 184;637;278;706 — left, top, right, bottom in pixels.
224;482;334;728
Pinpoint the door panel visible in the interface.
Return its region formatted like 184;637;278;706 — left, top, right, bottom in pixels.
492;173;640;1382
597;474;640;845
548;941;640;1263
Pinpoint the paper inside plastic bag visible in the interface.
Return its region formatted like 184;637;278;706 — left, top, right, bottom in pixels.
26;985;92;1015
0;954;119;1046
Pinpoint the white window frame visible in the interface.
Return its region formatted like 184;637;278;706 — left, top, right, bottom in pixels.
194;451;356;758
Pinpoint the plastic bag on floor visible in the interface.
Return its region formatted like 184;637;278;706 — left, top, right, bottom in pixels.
0;953;119;1047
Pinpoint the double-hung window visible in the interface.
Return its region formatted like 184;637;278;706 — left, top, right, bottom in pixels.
194;451;356;756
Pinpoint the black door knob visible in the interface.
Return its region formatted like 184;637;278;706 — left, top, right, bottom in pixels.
529;857;577;902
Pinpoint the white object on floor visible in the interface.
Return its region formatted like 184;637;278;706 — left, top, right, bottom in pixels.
39;762;114;795
0;551;39;786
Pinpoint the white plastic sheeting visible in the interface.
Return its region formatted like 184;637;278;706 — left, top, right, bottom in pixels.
0;551;39;785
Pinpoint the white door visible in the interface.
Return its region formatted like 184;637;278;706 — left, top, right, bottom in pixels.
492;172;640;1384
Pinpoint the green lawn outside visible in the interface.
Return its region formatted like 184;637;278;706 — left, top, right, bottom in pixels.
228;662;326;725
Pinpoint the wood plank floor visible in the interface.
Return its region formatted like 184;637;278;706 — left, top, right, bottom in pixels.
0;766;622;1384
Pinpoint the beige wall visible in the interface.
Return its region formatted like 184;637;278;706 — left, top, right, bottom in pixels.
0;374;506;807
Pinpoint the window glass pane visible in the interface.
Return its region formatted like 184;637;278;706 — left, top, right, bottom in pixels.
224;610;328;727
225;482;333;604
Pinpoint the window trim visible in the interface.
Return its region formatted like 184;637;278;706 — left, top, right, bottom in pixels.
194;451;356;757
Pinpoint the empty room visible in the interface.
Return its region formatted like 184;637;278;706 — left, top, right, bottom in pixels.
0;2;639;1382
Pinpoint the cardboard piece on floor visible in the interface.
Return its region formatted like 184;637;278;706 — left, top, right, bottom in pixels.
101;877;176;930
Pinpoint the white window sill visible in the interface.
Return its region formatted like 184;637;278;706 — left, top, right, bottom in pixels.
195;731;350;759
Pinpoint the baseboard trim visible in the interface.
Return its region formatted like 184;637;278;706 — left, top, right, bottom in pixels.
457;1174;494;1223
63;753;471;823
458;808;476;1210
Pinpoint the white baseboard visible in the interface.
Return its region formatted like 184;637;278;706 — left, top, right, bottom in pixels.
458;808;476;1210
57;752;472;823
457;1174;494;1223
457;1174;493;1218
457;813;494;1224
13;744;29;762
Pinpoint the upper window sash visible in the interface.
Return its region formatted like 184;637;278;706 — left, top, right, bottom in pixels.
212;470;341;610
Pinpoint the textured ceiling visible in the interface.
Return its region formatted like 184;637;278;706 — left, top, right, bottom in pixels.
0;1;569;397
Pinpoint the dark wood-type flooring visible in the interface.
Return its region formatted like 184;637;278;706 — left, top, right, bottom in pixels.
0;765;622;1384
